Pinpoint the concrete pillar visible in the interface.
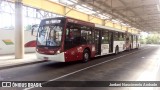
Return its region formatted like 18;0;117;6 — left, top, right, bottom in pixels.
15;0;24;59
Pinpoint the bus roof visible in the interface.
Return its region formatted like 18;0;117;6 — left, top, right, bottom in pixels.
41;17;95;27
95;24;125;33
66;17;95;27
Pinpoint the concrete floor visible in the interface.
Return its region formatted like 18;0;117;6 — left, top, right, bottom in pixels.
0;45;160;90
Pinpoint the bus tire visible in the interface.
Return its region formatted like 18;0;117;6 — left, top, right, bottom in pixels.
115;46;119;54
82;49;90;63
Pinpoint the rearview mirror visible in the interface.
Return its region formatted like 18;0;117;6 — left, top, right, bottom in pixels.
31;24;39;37
31;28;34;35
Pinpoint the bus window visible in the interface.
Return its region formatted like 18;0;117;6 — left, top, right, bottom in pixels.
102;30;109;44
64;23;94;50
114;32;119;41
122;33;124;39
37;25;63;47
119;33;124;41
64;23;81;49
80;26;93;44
81;30;91;44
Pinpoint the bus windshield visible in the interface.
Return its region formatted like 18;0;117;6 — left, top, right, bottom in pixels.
37;25;63;47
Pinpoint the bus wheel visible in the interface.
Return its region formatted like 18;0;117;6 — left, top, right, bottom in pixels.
83;49;90;63
115;46;119;54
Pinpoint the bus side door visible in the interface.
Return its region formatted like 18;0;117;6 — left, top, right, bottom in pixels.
109;31;114;53
94;29;101;55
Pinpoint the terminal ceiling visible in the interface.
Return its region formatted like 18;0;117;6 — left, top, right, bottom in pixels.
75;0;160;33
2;0;159;33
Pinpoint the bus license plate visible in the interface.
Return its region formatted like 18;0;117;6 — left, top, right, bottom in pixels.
44;57;48;60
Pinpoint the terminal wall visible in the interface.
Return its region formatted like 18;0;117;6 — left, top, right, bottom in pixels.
0;29;36;55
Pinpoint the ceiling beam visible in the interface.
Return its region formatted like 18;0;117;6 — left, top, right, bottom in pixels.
146;21;160;24
113;4;156;11
138;18;160;22
128;13;160;17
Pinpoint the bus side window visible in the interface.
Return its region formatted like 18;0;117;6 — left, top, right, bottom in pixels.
102;30;109;44
66;28;69;38
114;32;119;41
81;26;93;44
119;33;123;41
64;23;81;49
65;27;73;50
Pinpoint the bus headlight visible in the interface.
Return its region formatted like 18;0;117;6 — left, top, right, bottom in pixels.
56;50;60;54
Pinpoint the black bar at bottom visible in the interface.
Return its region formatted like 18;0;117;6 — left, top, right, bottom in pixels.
43;81;160;87
0;81;160;87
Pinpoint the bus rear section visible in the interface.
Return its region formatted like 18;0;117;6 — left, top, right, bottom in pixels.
36;17;96;62
125;33;140;50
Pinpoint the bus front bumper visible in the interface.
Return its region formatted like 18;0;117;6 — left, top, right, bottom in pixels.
36;52;65;62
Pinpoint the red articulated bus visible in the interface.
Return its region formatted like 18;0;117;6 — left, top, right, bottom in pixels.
33;17;140;62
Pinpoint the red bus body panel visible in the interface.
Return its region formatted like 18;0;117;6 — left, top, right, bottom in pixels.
64;44;96;62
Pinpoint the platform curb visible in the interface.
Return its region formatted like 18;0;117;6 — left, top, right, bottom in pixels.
0;60;45;70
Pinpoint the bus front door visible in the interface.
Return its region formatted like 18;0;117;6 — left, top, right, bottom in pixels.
109;32;113;53
131;35;133;49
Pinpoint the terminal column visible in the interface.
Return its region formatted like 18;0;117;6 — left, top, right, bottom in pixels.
15;0;24;59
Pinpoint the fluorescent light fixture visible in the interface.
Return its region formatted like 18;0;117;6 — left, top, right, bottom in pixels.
69;0;78;3
111;19;120;23
97;11;100;13
66;1;74;5
121;23;126;26
49;0;59;3
82;4;87;7
157;4;160;11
